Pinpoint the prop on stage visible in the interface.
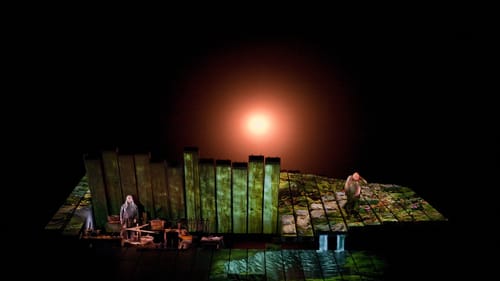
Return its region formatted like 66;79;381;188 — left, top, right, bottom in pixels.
122;224;158;247
200;235;224;249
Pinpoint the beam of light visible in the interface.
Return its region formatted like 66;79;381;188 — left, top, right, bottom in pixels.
246;113;271;137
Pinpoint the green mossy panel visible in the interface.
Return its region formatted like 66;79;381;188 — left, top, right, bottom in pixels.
200;159;216;233
288;173;314;237
341;275;363;280
62;203;88;236
45;206;72;231
315;177;347;233
391;206;414;222
410;211;430;221
302;174;333;233
370;185;402;223
360;185;398;223
278;174;294;210
383;189;421;222
357;188;381;225
151;161;169;219
134;154;154;219
102;150;123;215
279;173;297;236
61;152;448;240
263;159;279;234
118;154;138;200
299;249;324;280
232;163;248;234
46;176;92;232
346;221;365;228
421;200;447;221
358;204;381;226
323;277;343;281
184;148;201;223
337;251;361;279
369;255;388;274
216;160;232;233
265;250;285;280
227;249;247;275
167;166;184;221
247;249;264;276
282;250;306;281
332;178;361;227
399;193;440;221
63;181;92;235
248;156;264;234
84;158;109;229
349;251;374;275
370;203;399;223
318;250;344;280
354;256;385;279
209;248;231;278
369;184;411;222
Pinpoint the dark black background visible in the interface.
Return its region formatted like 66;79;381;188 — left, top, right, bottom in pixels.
18;11;493;241
11;8;495;281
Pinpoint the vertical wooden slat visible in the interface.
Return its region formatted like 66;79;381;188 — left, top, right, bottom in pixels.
151;161;170;219
134;153;154;220
84;155;108;229
232;162;248;234
199;158;216;234
183;147;201;225
216;159;232;233
263;157;280;234
167;165;184;221
101;149;123;215
247;155;264;234
118;154;138;199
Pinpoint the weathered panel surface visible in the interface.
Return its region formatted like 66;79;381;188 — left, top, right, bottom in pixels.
279;172;297;237
199;158;216;233
84;157;109;229
263;157;280;234
232;162;248;234
288;173;314;238
248;155;264;234
151;161;169;219
314;175;347;232
101;150;123;215
118;154;138;201
167;165;184;220
134;153;154;219
216;160;232;233
184;147;201;226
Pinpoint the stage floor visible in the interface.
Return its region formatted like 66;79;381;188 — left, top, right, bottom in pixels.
39;224;455;281
45;171;447;239
42;170;453;280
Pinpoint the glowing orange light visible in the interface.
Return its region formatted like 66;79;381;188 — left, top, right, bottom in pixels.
247;114;270;136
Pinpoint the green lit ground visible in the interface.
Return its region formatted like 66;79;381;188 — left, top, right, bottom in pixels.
278;172;447;238
209;248;387;281
45;172;447;238
43;172;451;281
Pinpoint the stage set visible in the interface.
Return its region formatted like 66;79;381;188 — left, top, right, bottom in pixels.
44;147;448;280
